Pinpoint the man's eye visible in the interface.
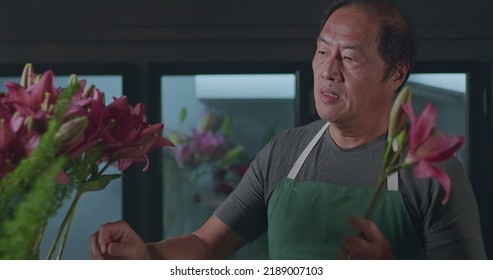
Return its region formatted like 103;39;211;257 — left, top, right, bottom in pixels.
317;50;328;55
344;56;355;61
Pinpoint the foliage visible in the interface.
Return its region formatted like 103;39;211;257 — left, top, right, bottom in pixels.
0;64;173;259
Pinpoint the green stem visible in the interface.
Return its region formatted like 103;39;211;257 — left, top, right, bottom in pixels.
45;190;82;260
382;142;393;168
97;161;112;177
364;175;387;219
33;194;60;259
56;194;79;260
364;138;409;219
385;162;410;175
32;229;44;259
388;146;403;167
365;161;411;220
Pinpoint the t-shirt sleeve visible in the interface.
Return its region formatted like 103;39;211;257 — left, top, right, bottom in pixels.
213;138;274;242
419;158;487;259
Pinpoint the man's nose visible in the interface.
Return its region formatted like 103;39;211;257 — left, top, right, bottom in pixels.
321;55;343;82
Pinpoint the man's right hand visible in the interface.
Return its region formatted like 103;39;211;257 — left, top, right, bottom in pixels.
90;220;150;260
90;215;248;260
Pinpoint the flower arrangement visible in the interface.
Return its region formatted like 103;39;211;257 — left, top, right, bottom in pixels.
163;108;248;230
365;86;466;218
0;64;173;259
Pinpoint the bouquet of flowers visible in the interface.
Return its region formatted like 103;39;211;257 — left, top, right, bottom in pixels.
0;64;174;259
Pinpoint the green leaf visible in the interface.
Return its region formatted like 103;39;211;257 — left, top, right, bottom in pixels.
221;146;244;164
222;114;233;137
179;107;187;123
78;174;121;193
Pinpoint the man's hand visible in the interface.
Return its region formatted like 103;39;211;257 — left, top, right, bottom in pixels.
338;217;393;260
90;220;150;260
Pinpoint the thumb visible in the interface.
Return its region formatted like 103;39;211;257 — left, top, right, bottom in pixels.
107;242;133;258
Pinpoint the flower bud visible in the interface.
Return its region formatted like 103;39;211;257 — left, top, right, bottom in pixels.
388;86;412;142
55;116;89;147
198;110;224;133
21;63;33;88
68;74;79;87
82;85;96;98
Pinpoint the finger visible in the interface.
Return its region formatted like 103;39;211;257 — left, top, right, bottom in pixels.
337;245;356;260
97;221;127;254
348;217;379;241
346;218;393;259
107;242;133;259
343;235;370;254
89;231;104;260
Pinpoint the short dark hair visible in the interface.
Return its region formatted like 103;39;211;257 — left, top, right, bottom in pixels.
319;0;417;85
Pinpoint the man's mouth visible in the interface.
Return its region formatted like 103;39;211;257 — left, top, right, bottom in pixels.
319;90;340;103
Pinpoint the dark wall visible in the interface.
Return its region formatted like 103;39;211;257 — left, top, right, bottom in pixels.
1;0;492;64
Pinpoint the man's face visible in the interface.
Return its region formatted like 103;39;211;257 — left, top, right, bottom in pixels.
312;5;403;127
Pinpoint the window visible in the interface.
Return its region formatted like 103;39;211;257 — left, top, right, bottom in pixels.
155;63;310;259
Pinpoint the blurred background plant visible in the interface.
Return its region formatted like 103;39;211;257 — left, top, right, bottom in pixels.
163;108;250;234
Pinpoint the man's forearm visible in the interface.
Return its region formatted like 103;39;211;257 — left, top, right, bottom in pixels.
147;233;209;260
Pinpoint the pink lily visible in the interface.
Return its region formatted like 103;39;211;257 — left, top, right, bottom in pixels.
5;70;59;118
94;96;173;171
402;103;466;204
191;129;228;162
0;119;29;177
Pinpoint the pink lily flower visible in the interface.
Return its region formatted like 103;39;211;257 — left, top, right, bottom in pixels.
94;96;173;171
0;119;29;177
402;103;466;204
191;129;228;162
5;70;59;117
3;70;61;136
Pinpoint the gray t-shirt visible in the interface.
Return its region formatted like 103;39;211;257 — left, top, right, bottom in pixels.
215;119;486;259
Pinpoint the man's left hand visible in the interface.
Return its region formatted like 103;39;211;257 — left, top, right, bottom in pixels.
338;217;393;260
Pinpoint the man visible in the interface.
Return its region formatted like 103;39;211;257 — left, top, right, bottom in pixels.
90;0;486;259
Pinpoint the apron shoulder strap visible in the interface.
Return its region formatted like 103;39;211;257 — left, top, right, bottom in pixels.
287;122;329;179
386;138;399;191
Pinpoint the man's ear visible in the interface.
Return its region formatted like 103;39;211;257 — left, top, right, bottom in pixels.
392;62;410;89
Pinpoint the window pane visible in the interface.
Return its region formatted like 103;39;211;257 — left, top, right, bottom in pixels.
161;73;296;259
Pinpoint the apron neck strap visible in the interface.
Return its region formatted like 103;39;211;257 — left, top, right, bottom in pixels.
286;121;399;191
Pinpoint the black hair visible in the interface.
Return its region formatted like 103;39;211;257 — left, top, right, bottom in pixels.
319;0;417;85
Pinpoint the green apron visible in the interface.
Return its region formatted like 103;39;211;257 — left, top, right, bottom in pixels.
267;122;426;259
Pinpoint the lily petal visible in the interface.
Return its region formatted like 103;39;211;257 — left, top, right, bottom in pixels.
419;134;466;163
414;161;451;204
414;160;451;204
411;103;437;149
